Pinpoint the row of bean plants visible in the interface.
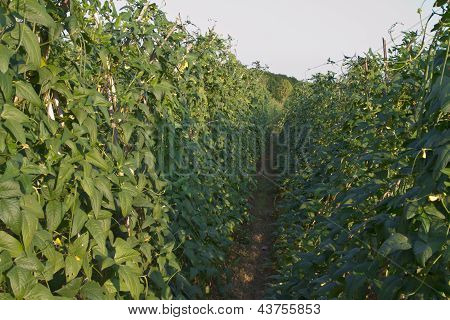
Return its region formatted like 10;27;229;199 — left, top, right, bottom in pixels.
270;1;449;299
0;0;273;299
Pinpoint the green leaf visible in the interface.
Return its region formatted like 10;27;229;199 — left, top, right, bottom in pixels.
80;281;106;300
15;81;41;106
95;177;114;205
90;92;109;107
404;202;419;219
101;257;115;271
10;0;56;29
11;24;41;70
14;256;44;272
0;44;13;73
122;123;134;144
85;149;109;171
54;161;75;196
80;176;102;216
153;203;164;219
0;232;24;257
20;194;44;219
118;265;143;299
55;278;83;298
72;107;87;124
379;233;412;256
102;279;117;297
0;129;5;153
0;198;21;235
85;218;106;255
41;247;64;280
71;208;88;238
84;117;98;144
413;241;433;267
423;204;446;220
65;255;82;283
24;283;54;300
90;189;102;217
4;119;26;144
0;181;22;198
46;200;64;232
21;161;48;176
7;266;35;299
68;233;89;258
0;72;13;102
0;293;14;299
81;252;91;280
150;271;166;290
21;211;38;253
114;238;140;264
1;104;29;123
151;81;173;101
80;176;95;198
0;251;13;273
441;168;450;177
111;143;124;163
432;145;450;180
118;190;132;217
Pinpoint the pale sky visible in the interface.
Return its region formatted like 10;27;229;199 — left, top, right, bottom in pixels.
116;1;436;79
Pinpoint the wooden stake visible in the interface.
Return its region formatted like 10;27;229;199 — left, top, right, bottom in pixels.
383;37;389;82
383;37;388;63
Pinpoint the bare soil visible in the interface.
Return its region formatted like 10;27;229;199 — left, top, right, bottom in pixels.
227;154;278;299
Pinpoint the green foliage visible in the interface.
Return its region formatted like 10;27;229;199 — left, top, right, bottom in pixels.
270;2;449;300
0;0;271;299
264;72;296;104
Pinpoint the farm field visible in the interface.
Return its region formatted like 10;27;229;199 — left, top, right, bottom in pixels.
0;0;448;301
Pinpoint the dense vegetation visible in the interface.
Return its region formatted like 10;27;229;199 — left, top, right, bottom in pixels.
270;1;449;299
0;0;274;299
0;0;448;301
263;72;296;104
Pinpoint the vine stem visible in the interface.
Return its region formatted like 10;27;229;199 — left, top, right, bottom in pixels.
439;33;449;86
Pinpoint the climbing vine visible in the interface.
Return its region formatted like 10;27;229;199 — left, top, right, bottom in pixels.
0;0;271;299
270;1;449;299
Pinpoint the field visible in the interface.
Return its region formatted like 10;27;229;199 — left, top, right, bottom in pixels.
0;0;448;300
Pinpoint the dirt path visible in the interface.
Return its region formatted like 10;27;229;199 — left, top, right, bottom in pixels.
227;152;278;299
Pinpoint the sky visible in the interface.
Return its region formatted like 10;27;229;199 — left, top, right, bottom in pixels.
117;0;436;79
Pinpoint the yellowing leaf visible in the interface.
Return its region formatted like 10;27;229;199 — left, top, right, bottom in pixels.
421;149;427;159
428;195;439;202
53;238;62;247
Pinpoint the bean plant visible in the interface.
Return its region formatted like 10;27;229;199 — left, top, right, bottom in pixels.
0;0;272;299
270;1;449;299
